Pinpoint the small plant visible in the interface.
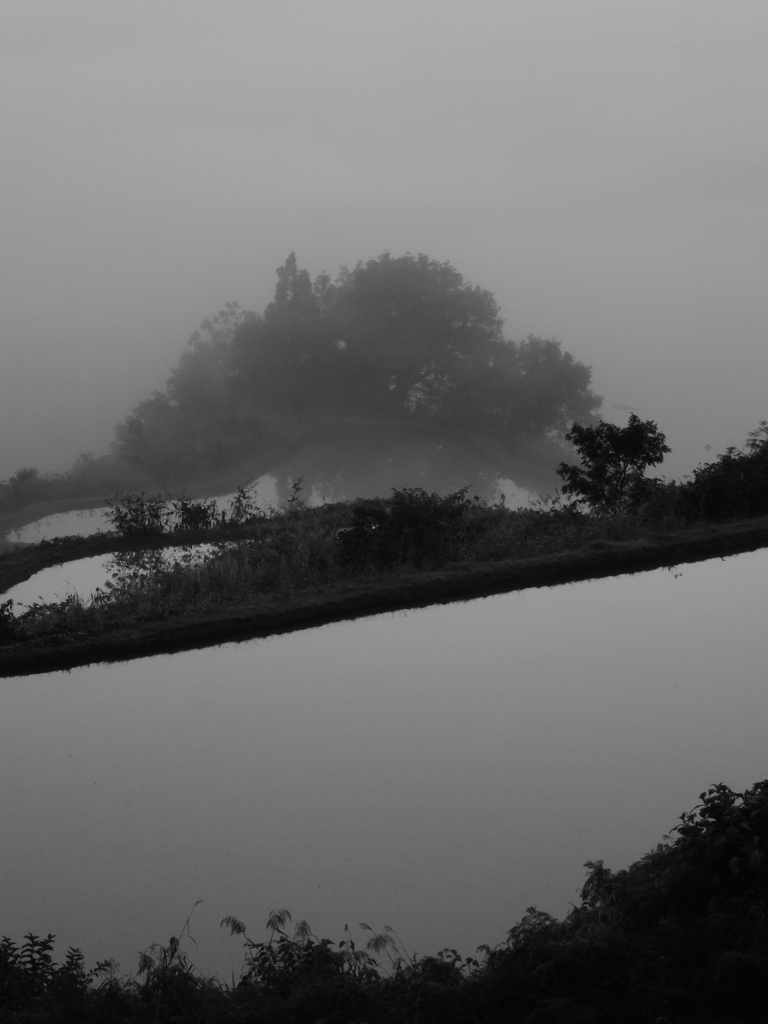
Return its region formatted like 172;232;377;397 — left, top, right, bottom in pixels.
0;600;18;644
285;476;306;514
0;932;114;1005
336;486;491;569
136;900;216;1020
105;493;170;535
221;909;380;993
227;483;262;525
170;495;221;532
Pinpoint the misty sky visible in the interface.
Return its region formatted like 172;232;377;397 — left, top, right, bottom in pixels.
2;1;766;481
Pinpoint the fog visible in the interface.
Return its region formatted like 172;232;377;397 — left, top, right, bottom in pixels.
2;1;766;482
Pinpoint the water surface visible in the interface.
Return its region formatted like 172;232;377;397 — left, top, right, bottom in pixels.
1;549;766;979
4;477;281;545
2;545;222;612
7;506;113;544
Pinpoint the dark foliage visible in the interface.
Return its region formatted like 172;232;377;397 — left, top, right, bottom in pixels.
102;488;260;537
474;780;768;1022
557;414;671;512
335;486;490;568
0;932;115;1013
5;782;768;1021
677;421;768;522
104;493;170;535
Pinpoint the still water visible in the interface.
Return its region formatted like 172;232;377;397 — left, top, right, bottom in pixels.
3;546;222;613
2;554;115;609
7;506;113;544
4;478;282;545
1;549;767;979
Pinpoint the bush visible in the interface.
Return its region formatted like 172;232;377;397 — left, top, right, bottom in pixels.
557;414;671;513
171;495;222;532
678;422;768;522
105;493;170;535
336;486;491;568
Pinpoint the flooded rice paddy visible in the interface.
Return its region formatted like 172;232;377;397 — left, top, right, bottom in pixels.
1;548;766;980
3;477;282;545
2;546;222;613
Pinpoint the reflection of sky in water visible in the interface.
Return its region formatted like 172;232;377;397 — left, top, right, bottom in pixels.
2;554;114;608
6;477;281;544
0;548;767;980
2;545;223;612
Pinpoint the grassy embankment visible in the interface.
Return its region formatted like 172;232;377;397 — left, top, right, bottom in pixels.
0;417;562;550
2;439;768;677
3;779;768;1023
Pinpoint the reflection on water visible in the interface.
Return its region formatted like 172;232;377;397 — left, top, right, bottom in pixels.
3;549;767;980
1;554;115;609
7;506;113;544
6;478;282;545
1;546;223;612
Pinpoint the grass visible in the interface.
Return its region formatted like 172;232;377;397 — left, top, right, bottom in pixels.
2;421;768;673
3;780;768;1022
3;432;768;1017
3;476;768;675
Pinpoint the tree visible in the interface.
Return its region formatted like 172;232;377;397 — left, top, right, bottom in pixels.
557;414;670;511
232;252;601;433
111;252;602;481
166;301;246;416
112;302;263;478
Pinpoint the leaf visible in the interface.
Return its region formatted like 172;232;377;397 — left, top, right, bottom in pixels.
220;916;246;936
266;909;291;934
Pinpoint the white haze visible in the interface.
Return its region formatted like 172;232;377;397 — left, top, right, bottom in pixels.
1;0;766;481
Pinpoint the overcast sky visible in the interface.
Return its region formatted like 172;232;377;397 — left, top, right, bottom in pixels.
1;0;766;480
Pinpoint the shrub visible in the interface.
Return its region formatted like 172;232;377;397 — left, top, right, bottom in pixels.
170;495;221;532
678;422;768;522
557;414;671;513
227;483;263;525
105;493;169;535
336;486;491;569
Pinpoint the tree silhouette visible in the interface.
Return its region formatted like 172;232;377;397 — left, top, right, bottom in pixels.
557;414;670;511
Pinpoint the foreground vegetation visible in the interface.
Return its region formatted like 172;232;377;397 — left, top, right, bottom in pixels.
3;779;768;1022
2;420;768;674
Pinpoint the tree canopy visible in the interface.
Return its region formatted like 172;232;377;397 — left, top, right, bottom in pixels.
229;252;600;432
113;253;602;478
557;414;671;511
